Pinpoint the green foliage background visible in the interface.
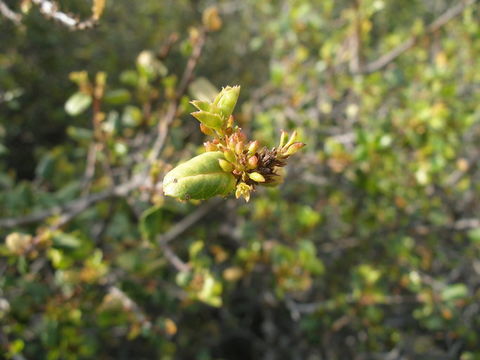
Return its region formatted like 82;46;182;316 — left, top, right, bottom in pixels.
1;0;480;359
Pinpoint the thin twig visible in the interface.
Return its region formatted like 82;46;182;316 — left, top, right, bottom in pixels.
1;0;103;29
31;0;99;30
0;0;22;25
156;198;223;271
0;175;143;229
156;197;223;245
105;285;150;325
80;143;98;195
160;243;191;272
362;0;477;74
285;294;422;317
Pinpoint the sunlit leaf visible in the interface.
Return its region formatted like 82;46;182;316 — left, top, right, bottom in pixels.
163;152;236;200
65;92;92;116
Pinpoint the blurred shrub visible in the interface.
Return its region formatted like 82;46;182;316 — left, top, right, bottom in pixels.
1;0;480;359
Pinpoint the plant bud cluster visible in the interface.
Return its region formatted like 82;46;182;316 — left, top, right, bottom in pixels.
164;85;305;202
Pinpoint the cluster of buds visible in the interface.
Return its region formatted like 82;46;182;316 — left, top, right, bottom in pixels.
163;85;304;202
191;86;304;201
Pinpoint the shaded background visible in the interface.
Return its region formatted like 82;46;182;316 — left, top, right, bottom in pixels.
1;0;480;359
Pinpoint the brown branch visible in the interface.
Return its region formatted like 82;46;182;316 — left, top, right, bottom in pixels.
0;0;22;25
155;198;223;271
0;178;225;232
285;294;422;317
349;0;363;74
91;81;116;184
0;175;143;229
156;197;223;245
1;0;104;29
362;0;477;74
31;0;100;30
160;243;191;272
80;143;98;195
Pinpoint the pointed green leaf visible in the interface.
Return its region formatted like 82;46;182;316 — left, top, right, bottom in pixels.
163;152;236;200
190;100;211;112
191;111;224;130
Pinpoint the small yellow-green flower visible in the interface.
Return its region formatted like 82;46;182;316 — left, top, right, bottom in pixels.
235;182;253;202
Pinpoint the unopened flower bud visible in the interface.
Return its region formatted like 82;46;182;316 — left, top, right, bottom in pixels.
247;155;258;169
235;141;244;155
283;130;298;149
248;140;260;155
218;159;234;173
227;136;236;149
223;149;236;163
248;172;266;183
204;142;218;152
283;142;306;156
192;111;224;130
213;86;240;119
200;124;215;136
235;131;247;142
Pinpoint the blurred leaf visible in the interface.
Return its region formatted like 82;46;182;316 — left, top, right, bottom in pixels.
35;154;55;180
104;89;131;105
120;70;139;86
468;228;480;244
66;126;93;142
189;77;218;102
92;0;106;20
52;232;82;250
65;92;92;116
0;143;8;156
441;284;468;302
122;105;142;126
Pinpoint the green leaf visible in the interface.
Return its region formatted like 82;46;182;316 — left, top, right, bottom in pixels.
52;233;82;250
66;126;93;142
104;89;131;105
190;100;211;112
441;283;468;302
122;106;142;127
0;143;8;156
163;152;236;200
120;70;139;86
191;111;224;130
65;92;92;116
468;228;480;244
